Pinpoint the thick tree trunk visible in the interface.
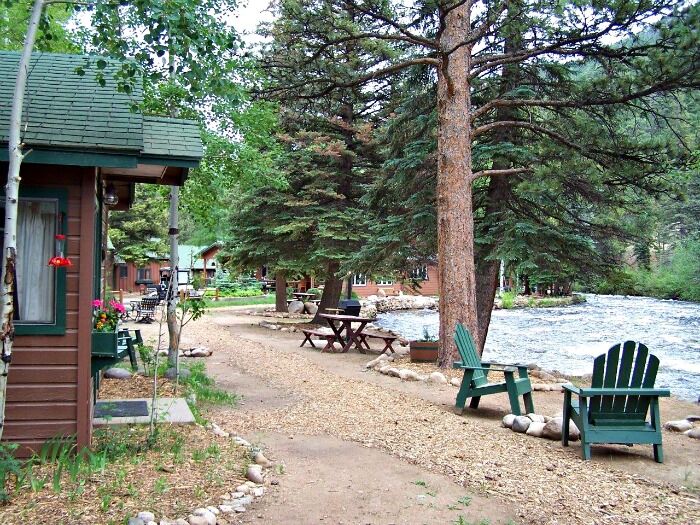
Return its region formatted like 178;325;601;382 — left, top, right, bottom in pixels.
0;0;45;441
275;270;288;312
167;186;180;366
436;3;478;367
311;261;343;324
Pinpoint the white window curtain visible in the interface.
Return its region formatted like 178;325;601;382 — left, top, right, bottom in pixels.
16;199;56;323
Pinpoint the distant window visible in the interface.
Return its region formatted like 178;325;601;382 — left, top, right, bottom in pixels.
119;264;128;278
410;266;428;281
352;274;367;286
376;278;394;286
137;268;151;281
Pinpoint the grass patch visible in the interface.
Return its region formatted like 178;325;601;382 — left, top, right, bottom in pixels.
206;295;275;308
183;362;238;406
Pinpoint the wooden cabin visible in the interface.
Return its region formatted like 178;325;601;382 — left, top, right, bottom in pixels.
0;52;202;456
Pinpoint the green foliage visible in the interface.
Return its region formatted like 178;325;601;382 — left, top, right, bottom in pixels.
110;184;168;265
500;291;516;309
0;1;80;53
0;442;22;503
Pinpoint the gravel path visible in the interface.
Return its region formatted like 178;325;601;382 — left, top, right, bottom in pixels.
184;310;698;525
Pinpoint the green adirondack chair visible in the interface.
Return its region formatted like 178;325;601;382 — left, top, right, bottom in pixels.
453;323;535;416
562;341;670;462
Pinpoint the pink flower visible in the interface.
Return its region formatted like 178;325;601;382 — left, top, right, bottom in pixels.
92;299;103;308
109;299;126;313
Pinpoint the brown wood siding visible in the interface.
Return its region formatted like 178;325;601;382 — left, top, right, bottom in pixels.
1;164;91;457
353;265;440;298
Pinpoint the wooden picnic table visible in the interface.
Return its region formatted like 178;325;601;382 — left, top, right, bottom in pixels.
318;313;377;353
292;292;315;302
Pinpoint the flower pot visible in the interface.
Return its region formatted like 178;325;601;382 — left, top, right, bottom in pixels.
410;341;439;362
91;330;119;358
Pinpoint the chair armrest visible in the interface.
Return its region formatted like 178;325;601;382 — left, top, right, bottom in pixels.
562;383;581;395
453;362;516;372
578;387;671;397
482;361;529;370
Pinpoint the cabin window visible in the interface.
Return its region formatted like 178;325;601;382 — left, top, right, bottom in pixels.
410;266;429;281
0;188;67;335
136;268;151;281
119;264;128;278
352;274;367;286
376;278;394;286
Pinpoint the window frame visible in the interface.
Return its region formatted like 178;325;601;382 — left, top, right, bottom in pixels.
352;273;367;286
10;187;68;336
376;278;394;286
410;265;429;281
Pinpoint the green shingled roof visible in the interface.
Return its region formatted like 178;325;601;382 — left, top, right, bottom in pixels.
0;52;202;168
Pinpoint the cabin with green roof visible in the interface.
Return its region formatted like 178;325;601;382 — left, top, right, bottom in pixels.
0;51;202;456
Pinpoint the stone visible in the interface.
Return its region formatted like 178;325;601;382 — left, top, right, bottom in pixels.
233;436;251;447
246;465;264;484
386;367;401;377
190;348;210;357
377;288;386;297
399;369;420;381
511;416;532;433
137;513;156;523
543;415;552;423
254;452;272;467
253;486;265;497
173;520;189;525
685;415;700;422
245;480;258;487
378;365;392;375
428;372;448;384
209;422;229;438
234;495;254;506
527;413;545;423
104;367;132;379
502;414;516;428
164;367;191;380
127;519;145;525
191;508;216;525
304;302;318;315
206;506;220;515
685;428;700;439
542;417;580;441
219;505;235;514
664;419;693;432
526;422;546;437
234;506;246;513
450;377;461;387
187;516;209;525
287;300;305;314
236;484;250;494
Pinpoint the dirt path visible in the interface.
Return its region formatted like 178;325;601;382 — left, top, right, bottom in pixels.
136;307;699;524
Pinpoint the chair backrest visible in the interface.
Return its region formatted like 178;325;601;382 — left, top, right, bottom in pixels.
141;297;158;311
589;341;660;425
455;323;487;386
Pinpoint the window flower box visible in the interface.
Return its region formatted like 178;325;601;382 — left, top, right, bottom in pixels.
91;330;119;358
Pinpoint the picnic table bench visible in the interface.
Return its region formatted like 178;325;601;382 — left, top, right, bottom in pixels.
299;329;339;352
356;332;398;354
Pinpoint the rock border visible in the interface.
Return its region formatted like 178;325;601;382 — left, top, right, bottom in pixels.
127;423;276;525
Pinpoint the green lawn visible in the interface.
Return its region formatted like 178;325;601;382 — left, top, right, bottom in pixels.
205;295;276;308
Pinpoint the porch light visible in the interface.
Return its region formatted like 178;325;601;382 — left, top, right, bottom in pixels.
104;184;119;206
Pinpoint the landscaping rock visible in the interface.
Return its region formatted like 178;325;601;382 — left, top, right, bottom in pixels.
253;486;265;497
399;369;420;381
527;413;545;423
173;520;189;525
685;428;700;439
209;422;229;438
191;508;216;525
190;347;211;357
246;465;264;484
127;518;145;525
502;414;516;428
664;419;693;432
378;365;392;374
187;516;209;525
542;417;580;441
234;506;247;513
254;451;272;467
304;302;318;315
512;416;531;433
386;367;401;377
104;367;132;379
450;377;461;387
206;506;219;515
137;512;156;523
219;505;235;514
233;495;254;506
685;415;700;422
236;484;250;494
164;367;191;380
287;300;305;314
526;422;546;437
377;288;386;297
428;372;448;384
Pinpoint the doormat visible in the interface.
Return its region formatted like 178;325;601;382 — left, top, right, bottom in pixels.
94;400;149;418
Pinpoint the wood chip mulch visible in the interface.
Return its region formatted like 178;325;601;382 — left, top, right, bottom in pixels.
198;321;699;525
98;374;179;400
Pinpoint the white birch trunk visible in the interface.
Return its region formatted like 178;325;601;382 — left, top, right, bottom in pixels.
0;0;46;440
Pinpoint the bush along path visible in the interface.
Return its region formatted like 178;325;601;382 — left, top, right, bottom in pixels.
199;313;698;525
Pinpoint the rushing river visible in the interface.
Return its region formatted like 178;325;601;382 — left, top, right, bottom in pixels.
375;294;700;402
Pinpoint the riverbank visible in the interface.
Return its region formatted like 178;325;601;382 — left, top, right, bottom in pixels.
495;292;585;309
